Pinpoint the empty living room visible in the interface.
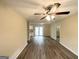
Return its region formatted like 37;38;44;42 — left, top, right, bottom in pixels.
0;0;78;59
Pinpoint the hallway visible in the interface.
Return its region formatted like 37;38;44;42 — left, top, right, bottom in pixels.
17;36;77;59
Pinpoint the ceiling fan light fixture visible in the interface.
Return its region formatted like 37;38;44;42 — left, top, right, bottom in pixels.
46;15;51;21
51;15;55;20
46;15;55;21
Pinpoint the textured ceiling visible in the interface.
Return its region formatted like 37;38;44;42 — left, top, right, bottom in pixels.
1;0;78;24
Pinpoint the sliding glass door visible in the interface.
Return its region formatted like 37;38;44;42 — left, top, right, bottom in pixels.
35;26;43;36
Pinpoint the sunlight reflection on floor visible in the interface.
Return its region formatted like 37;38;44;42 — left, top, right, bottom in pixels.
33;36;44;45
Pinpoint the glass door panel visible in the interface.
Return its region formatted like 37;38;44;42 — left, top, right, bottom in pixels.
35;26;43;36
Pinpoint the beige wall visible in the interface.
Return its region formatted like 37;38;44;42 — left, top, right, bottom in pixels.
0;4;27;56
50;14;78;55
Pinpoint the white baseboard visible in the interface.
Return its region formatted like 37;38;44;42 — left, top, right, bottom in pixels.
9;42;28;59
60;42;78;55
9;38;77;59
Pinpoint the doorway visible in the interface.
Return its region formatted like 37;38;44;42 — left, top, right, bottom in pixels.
56;26;60;42
35;26;43;36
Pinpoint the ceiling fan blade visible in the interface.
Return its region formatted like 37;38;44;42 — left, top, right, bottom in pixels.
46;3;61;14
55;11;70;15
54;3;61;8
40;16;46;20
45;5;53;14
34;13;45;15
48;11;70;15
46;10;50;14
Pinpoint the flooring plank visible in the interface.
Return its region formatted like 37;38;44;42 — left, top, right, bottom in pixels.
17;36;78;59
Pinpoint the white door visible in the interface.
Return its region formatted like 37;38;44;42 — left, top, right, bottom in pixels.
35;26;43;36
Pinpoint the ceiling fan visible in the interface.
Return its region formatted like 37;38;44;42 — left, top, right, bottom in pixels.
34;3;70;20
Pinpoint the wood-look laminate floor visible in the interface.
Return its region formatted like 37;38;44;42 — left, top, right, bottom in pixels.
17;36;77;59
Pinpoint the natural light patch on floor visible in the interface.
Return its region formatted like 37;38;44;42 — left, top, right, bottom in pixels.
34;36;44;45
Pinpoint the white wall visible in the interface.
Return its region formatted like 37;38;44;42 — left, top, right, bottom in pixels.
50;14;78;55
0;3;28;57
50;22;56;39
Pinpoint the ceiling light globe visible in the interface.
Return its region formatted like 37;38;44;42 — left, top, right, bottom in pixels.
46;15;51;21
